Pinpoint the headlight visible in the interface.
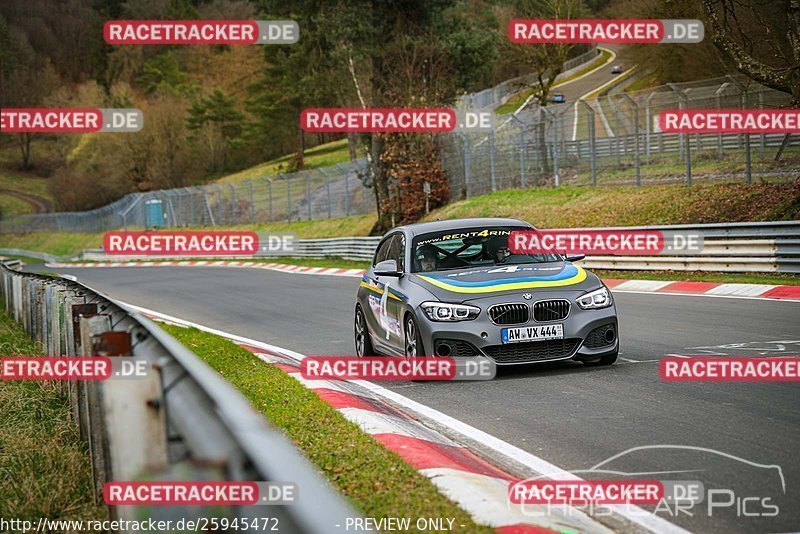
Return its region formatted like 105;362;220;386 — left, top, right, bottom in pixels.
420;302;480;322
576;287;612;309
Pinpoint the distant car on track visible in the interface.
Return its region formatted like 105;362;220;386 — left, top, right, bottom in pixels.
611;65;623;74
354;218;618;366
550;93;566;104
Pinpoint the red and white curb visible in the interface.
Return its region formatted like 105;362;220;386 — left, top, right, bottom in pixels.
602;278;800;301
48;260;800;301
47;260;366;278
126;303;688;534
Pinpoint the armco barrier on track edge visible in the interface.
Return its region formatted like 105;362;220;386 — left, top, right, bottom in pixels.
0;260;360;532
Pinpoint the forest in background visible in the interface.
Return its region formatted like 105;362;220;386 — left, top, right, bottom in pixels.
0;0;792;232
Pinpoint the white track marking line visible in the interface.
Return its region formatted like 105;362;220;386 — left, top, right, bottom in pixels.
124;302;689;534
571;46;617;141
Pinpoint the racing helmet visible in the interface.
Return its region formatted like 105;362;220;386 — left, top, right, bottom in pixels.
415;244;439;271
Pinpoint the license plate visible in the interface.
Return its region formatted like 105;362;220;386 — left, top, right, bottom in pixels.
502;324;564;343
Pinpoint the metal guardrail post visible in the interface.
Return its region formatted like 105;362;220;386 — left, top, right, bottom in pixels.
247;180;255;223
542;108;560;187
669;84;691;185
282;174;291;222
229;184;237;223
263;177;273;221
362;172;369;214
319;168;333;218
344;168;351;216
306;173;312;220
511;115;526;188
578;100;596;186
80;314;112;499
214;185;224;226
488;130;497;192
620;94;641;186
461;133;472;197
645;93;656;164
727;76;753;184
726;75;746;149
714;83;730;161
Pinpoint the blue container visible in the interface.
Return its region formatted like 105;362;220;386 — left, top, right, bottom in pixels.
145;199;165;228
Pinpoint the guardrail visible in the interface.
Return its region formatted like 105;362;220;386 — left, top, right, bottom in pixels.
7;221;800;273
282;223;800;273
0;262;358;533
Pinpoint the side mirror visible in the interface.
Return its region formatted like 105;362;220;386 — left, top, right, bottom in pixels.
564;253;586;262
374;259;402;277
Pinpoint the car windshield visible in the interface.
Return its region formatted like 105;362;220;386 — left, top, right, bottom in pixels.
411;226;561;273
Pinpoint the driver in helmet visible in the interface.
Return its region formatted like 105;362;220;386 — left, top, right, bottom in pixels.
486;235;511;263
416;244;439;272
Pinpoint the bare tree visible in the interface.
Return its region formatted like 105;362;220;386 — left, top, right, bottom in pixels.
511;0;584;173
702;0;799;103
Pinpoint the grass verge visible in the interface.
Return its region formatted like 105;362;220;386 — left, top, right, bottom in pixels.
161;323;492;532
0;304;106;522
0;215;378;258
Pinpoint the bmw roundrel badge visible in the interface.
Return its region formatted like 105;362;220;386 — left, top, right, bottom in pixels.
522;293;532;300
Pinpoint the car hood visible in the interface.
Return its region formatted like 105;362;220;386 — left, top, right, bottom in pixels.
409;262;601;302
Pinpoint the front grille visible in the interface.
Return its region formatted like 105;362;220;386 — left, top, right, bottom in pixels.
488;303;529;325
434;339;480;358
533;299;570;322
584;324;616;348
483;339;580;364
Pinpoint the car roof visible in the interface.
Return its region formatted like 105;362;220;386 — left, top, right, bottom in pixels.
391;217;532;238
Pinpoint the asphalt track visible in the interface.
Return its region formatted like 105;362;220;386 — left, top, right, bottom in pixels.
53;265;800;534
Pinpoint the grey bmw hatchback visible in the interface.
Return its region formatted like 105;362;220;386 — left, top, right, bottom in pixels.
354;218;618;366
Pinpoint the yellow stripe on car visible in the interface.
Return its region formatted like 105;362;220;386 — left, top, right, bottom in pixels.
359;281;403;300
418;267;588;294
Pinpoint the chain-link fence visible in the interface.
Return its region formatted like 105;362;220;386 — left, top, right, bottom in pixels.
443;74;799;198
1;159;374;233
4;72;798;234
457;47;600;110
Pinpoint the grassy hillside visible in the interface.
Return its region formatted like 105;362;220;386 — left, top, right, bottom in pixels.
2;181;798;258
0;171;53;215
423;181;800;227
218;139;352;184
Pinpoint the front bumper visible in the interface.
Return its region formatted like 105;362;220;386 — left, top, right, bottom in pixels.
415;296;618;365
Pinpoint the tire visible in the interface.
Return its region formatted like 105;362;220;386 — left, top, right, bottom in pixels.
354;305;374;357
583;352;618;366
403;313;425;358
